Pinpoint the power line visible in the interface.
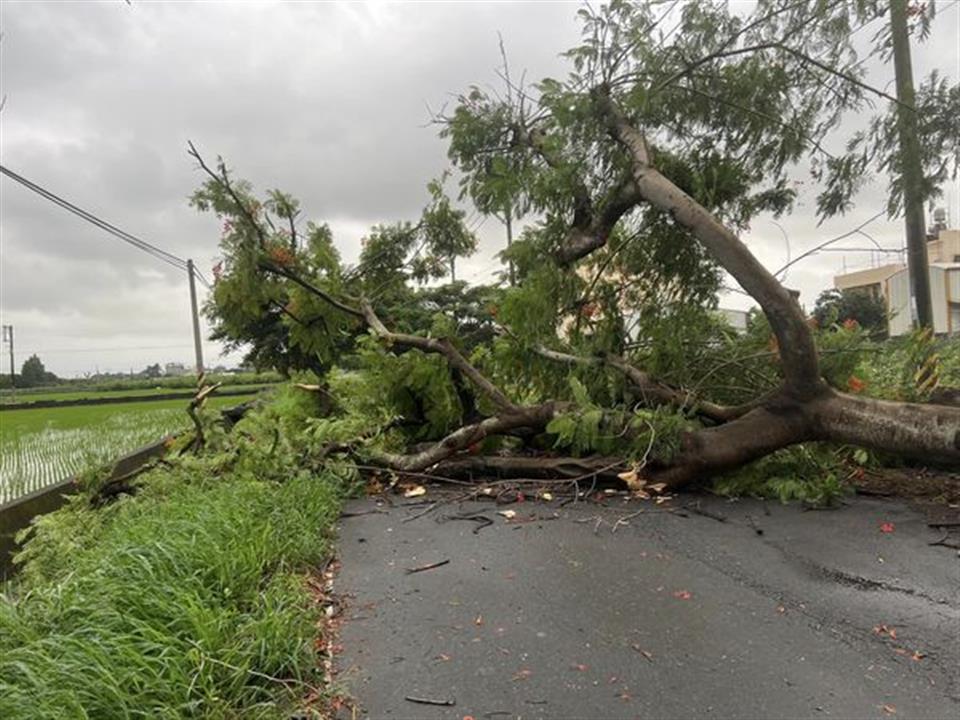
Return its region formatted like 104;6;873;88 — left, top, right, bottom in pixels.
0;164;189;272
772;210;887;277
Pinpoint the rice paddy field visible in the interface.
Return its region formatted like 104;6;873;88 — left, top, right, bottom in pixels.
0;394;257;504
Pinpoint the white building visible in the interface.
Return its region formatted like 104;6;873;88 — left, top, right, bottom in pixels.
834;226;960;336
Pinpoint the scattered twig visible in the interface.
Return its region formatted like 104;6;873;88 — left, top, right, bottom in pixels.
402;502;439;523
613;509;644;532
631;644;654;662
404;695;456;707
404;559;450;575
442;511;495;534
340;508;388;518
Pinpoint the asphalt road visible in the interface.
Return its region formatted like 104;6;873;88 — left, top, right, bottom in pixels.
333;490;959;720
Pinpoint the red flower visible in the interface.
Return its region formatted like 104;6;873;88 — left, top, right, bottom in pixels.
268;245;295;267
847;376;866;393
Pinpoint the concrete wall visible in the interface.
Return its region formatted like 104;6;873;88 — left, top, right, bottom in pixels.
876;265;959;337
888;270;912;337
928;229;960;263
930;267;948;333
835;264;905;292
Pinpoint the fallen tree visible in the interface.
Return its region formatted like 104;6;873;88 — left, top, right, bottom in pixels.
190;0;959;495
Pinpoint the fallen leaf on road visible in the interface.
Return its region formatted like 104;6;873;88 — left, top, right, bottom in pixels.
571;663;588;672
498;510;517;519
435;653;451;662
474;614;484;626
776;605;787;614
618;468;645;491
648;483;668;493
542;491;554;501
879;521;895;533
673;590;693;600
512;668;532;681
873;624;897;639
881;704;896;715
911;650;925;661
403;485;426;498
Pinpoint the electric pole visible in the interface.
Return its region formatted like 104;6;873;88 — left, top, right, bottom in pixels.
890;0;933;329
2;325;14;396
186;259;204;376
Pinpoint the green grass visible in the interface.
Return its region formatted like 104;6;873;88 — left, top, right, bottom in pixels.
0;383;278;406
0;395;257;504
0;463;342;718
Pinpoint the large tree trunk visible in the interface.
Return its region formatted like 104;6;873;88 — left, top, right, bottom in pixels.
645;391;960;488
809;391;960;461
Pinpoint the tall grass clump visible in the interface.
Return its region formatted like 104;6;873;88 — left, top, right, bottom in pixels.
0;389;343;719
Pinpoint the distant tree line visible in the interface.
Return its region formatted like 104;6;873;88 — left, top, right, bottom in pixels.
0;354;59;389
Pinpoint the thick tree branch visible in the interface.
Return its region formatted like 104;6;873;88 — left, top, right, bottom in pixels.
514;124;642;266
367;402;562;472
360;300;515;412
533;344;757;423
590;89;823;397
430;454;628;484
259;262;516;413
809;390;960;462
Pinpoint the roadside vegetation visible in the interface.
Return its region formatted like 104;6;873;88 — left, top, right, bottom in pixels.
0;387;347;719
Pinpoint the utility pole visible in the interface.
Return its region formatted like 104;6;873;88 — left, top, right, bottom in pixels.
2;325;13;396
890;0;933;329
186;259;204;376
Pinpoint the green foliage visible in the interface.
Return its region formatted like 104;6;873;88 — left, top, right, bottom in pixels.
813;289;888;336
1;390;344;718
713;444;854;506
899;327;943;401
331;338;464;443
833;70;960;218
422;174;479;282
815;320;872;391
546;377;697;462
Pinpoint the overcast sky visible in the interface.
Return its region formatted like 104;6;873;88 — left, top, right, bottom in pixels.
1;1;958;378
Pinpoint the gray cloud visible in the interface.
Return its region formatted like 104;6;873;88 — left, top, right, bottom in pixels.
0;0;957;376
